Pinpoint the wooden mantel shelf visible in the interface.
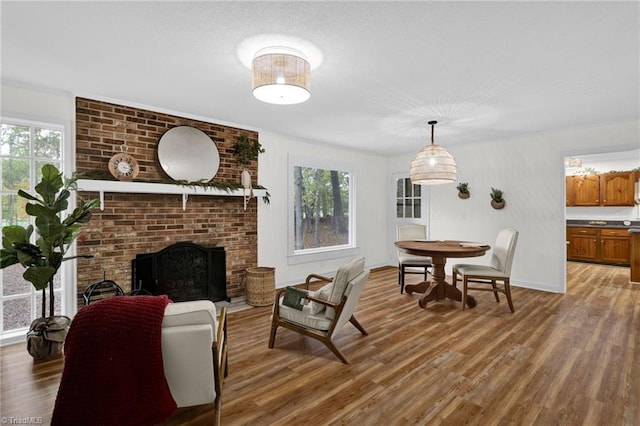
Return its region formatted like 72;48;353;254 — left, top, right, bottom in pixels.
76;179;267;211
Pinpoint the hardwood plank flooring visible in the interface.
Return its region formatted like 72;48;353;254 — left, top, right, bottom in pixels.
1;262;638;425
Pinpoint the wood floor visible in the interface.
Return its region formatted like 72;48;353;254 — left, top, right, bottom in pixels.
1;262;638;425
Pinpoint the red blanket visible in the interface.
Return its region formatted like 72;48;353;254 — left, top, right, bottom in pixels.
52;295;177;425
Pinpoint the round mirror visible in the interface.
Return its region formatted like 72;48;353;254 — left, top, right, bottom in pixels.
157;126;220;181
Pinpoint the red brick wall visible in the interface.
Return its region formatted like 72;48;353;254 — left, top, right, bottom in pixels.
74;97;259;300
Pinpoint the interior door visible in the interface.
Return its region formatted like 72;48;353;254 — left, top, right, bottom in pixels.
390;173;428;264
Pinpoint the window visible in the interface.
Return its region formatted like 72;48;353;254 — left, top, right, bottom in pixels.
1;119;64;336
289;157;356;263
396;177;422;218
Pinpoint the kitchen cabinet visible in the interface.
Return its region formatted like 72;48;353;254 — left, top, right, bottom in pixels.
566;172;637;207
631;230;640;283
567;226;631;265
566;227;598;261
600;229;631;264
566;175;600;206
600;172;636;206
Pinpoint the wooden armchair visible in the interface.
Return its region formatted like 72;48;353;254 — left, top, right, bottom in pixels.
268;256;370;364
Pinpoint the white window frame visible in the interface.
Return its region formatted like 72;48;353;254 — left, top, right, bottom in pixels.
287;155;358;265
0;116;73;345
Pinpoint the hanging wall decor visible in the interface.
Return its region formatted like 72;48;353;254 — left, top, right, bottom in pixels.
490;187;505;209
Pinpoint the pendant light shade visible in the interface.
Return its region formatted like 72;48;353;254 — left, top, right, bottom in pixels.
409;121;457;185
252;47;310;105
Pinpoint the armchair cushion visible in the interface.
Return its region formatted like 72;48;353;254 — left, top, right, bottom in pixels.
278;302;333;330
326;256;365;319
162;300;217;332
308;283;333;315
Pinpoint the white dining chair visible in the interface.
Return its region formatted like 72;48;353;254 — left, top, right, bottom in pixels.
452;228;519;312
396;224;432;294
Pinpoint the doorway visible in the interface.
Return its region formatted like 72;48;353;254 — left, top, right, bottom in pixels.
564;149;639;290
389;173;429;262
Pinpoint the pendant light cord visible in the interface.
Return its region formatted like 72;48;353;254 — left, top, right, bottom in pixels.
428;120;437;145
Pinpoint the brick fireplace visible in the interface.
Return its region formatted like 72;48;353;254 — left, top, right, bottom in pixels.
74;97;259;301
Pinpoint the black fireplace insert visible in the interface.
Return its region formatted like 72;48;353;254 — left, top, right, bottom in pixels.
131;242;229;303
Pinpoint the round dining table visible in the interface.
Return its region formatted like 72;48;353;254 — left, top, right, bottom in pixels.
395;240;491;309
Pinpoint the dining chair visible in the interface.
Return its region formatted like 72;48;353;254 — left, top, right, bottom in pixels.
452;228;519;312
396;224;432;294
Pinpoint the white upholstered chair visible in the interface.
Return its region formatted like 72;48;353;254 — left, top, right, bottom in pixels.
452;228;519;312
268;256;370;364
162;300;227;424
397;224;432;294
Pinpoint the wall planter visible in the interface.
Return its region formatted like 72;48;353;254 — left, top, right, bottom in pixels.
457;182;470;199
490;187;505;209
491;199;505;209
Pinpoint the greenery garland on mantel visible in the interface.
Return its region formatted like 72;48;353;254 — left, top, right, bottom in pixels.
75;170;270;204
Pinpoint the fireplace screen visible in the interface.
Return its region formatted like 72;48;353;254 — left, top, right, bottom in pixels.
132;242;228;302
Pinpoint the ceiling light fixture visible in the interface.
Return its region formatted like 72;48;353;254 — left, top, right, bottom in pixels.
409;120;457;185
565;157;582;168
252;47;310;105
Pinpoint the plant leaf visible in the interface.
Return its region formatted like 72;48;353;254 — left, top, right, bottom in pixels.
0;249;19;268
23;266;55;290
35;164;64;205
2;225;30;251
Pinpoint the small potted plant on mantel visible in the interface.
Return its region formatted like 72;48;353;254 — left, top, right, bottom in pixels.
233;135;268;206
457;182;470;199
490;187;505;209
0;164;99;360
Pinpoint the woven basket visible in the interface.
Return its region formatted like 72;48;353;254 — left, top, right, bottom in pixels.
245;267;275;307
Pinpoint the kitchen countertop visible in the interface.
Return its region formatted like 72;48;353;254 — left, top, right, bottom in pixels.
567;220;640;230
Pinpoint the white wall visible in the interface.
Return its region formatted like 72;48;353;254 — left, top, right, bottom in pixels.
257;131;390;286
1;83;74;123
390;121;640;293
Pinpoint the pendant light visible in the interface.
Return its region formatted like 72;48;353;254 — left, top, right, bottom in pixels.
409;120;457;185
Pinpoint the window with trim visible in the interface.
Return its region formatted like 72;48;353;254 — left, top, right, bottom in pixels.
289;158;355;260
396;177;422;218
1;119;64;335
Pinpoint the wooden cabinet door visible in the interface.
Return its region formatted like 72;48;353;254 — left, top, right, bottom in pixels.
565;176;574;206
567;228;598;261
571;175;600;206
600;172;636;206
600;228;631;265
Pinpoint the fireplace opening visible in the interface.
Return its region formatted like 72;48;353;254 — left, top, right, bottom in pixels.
131;242;229;303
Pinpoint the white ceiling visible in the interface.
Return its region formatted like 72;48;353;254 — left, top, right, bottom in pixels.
1;1;638;155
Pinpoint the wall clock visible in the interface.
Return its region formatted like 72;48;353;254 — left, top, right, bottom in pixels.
109;144;139;181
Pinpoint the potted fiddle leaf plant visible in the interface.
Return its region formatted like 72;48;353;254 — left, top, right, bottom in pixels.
0;164;99;360
457;182;470;199
490;187;505;209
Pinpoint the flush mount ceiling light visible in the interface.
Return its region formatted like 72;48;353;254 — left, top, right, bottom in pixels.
252;47;310;105
409;120;457;185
